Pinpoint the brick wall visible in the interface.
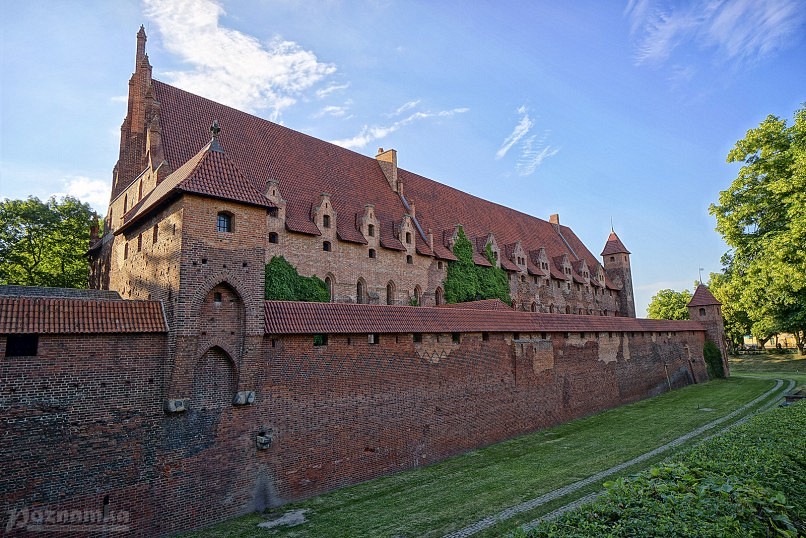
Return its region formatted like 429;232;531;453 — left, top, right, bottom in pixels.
2;324;706;536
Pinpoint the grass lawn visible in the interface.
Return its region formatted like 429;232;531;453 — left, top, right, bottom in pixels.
729;352;806;387
182;374;784;538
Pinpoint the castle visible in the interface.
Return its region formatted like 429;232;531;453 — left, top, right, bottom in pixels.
0;28;727;536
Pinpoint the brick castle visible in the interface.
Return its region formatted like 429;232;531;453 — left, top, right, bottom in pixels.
0;28;727;536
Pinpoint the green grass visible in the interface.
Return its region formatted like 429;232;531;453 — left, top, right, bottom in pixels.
729;352;806;388
183;376;780;538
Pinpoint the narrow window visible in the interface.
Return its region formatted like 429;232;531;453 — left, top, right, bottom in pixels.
435;287;444;305
137;233;142;252
437;261;443;269
124;242;129;260
482;332;489;342
357;280;366;304
699;307;706;317
452;332;461;344
368;248;376;259
5;334;39;357
268;207;279;218
123;193;128;212
405;232;411;244
406;255;413;264
413;333;422;343
152;224;158;244
323;241;331;252
269;232;279;244
313;334;328;346
530;302;537;312
325;276;334;302
368;333;380;345
217;212;232;233
513;332;520;341
386;281;395;305
323;214;331;228
214;292;222;303
610;256;615;262
367;224;375;237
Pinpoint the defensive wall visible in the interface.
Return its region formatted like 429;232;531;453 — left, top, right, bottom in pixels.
1;294;709;536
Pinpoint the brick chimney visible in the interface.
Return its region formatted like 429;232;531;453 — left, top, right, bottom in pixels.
376;147;399;193
549;213;560;233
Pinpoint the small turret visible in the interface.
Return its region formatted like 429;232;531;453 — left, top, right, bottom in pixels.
687;284;729;376
601;230;635;317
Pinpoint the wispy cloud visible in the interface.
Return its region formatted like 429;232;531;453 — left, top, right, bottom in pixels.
626;0;806;66
331;104;468;150
313;100;353;118
496;106;559;176
316;83;350;99
386;100;421;117
143;0;335;120
52;176;110;213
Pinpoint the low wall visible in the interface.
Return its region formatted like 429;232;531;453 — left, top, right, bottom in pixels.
1;325;707;536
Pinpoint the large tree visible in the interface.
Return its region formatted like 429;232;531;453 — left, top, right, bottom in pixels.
709;106;806;354
0;196;96;288
646;288;692;320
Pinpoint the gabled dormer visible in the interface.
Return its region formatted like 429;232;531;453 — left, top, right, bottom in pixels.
574;259;590;283
507;241;527;272
553;254;573;280
313;193;336;237
399;214;416;252
264;180;287;245
530;247;550;274
476;233;500;267
360;204;380;250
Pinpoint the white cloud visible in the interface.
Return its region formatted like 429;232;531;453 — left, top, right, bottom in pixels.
53;176;110;213
143;0;335;120
496;106;559;175
331;106;469;150
496;108;533;159
386;100;421;117
313;100;353;118
626;0;806;66
316;83;350;99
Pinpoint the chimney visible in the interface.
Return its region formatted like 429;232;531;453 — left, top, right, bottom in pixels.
549;213;560;233
376;147;398;193
428;229;434;250
409;199;415;218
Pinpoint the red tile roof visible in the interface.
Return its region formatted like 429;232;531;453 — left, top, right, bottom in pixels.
438;299;513;311
264;301;705;335
688;284;721;307
601;231;630;256
148;80;614;277
119;139;271;233
0;296;167;334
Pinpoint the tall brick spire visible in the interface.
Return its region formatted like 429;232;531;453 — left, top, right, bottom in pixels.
136;25;147;67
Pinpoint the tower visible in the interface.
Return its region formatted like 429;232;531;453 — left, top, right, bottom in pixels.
601;230;635;317
687;284;730;376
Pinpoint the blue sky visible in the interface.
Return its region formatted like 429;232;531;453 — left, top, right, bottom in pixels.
1;0;804;315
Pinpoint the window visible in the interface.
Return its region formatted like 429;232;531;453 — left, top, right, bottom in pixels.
565;306;571;314
407;255;413;264
137;233;142;252
214;292;222;303
5;334;38;357
437;261;443;269
367;224;375;237
368;333;380;345
124;242;129;260
482;332;489;342
413;333;422;343
268;207;279;218
357;279;366;304
313;334;328;346
152;225;158;244
323;241;331;252
269;232;279;244
513;332;520;341
610;256;615;262
368;248;376;258
217;212;232;233
325;276;334;302
530;302;537;312
435;287;444;305
406;232;411;244
413;286;422;306
699;307;706;317
123;193;128;212
452;332;461;344
322;214;331;228
386;281;395;305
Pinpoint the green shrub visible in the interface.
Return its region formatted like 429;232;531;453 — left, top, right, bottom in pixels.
264;256;329;302
704;340;725;379
527;401;805;537
444;227;511;304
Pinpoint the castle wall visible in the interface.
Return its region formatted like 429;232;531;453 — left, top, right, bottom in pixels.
1;325;706;536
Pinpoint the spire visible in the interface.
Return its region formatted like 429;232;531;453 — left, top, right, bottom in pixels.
136;25;147;67
601;230;630;256
687;284;721;307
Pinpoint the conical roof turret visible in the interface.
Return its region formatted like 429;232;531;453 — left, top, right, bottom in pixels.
601;231;630;256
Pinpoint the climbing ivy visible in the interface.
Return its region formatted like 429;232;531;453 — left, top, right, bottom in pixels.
264;256;329;302
443;227;511;304
703;340;725;378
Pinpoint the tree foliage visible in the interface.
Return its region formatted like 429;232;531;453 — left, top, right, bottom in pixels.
264;255;328;302
709;105;806;354
646;288;692;320
0;196;96;288
443;227;511;304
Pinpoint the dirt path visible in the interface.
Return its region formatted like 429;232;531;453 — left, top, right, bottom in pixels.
443;379;790;538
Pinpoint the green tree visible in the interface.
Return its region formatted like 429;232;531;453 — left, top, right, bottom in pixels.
708;266;753;354
0;196;95;288
264;255;328;302
646;288;692;320
710;106;806;355
443;227;511;304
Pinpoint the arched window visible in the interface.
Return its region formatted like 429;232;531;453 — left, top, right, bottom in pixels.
325;275;334;302
530;302;537;312
217;212;232;233
699;307;706;317
406;232;412;244
124;242;129;260
435;287;444;305
323;241;331;252
367;224;375;237
322;214;331;228
269;232;279;244
549;304;554;313
413;285;422;306
565;305;571;314
386;281;396;305
357;279;367;304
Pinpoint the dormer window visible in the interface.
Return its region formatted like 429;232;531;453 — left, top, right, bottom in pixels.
406;232;411;244
367;224;375;237
323;214;331;228
323;241;331;252
369;248;376;258
269;232;279;244
217;212;232;233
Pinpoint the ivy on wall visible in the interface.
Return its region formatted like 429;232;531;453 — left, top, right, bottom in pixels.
264;256;329;302
703;340;725;378
444;227;511;304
